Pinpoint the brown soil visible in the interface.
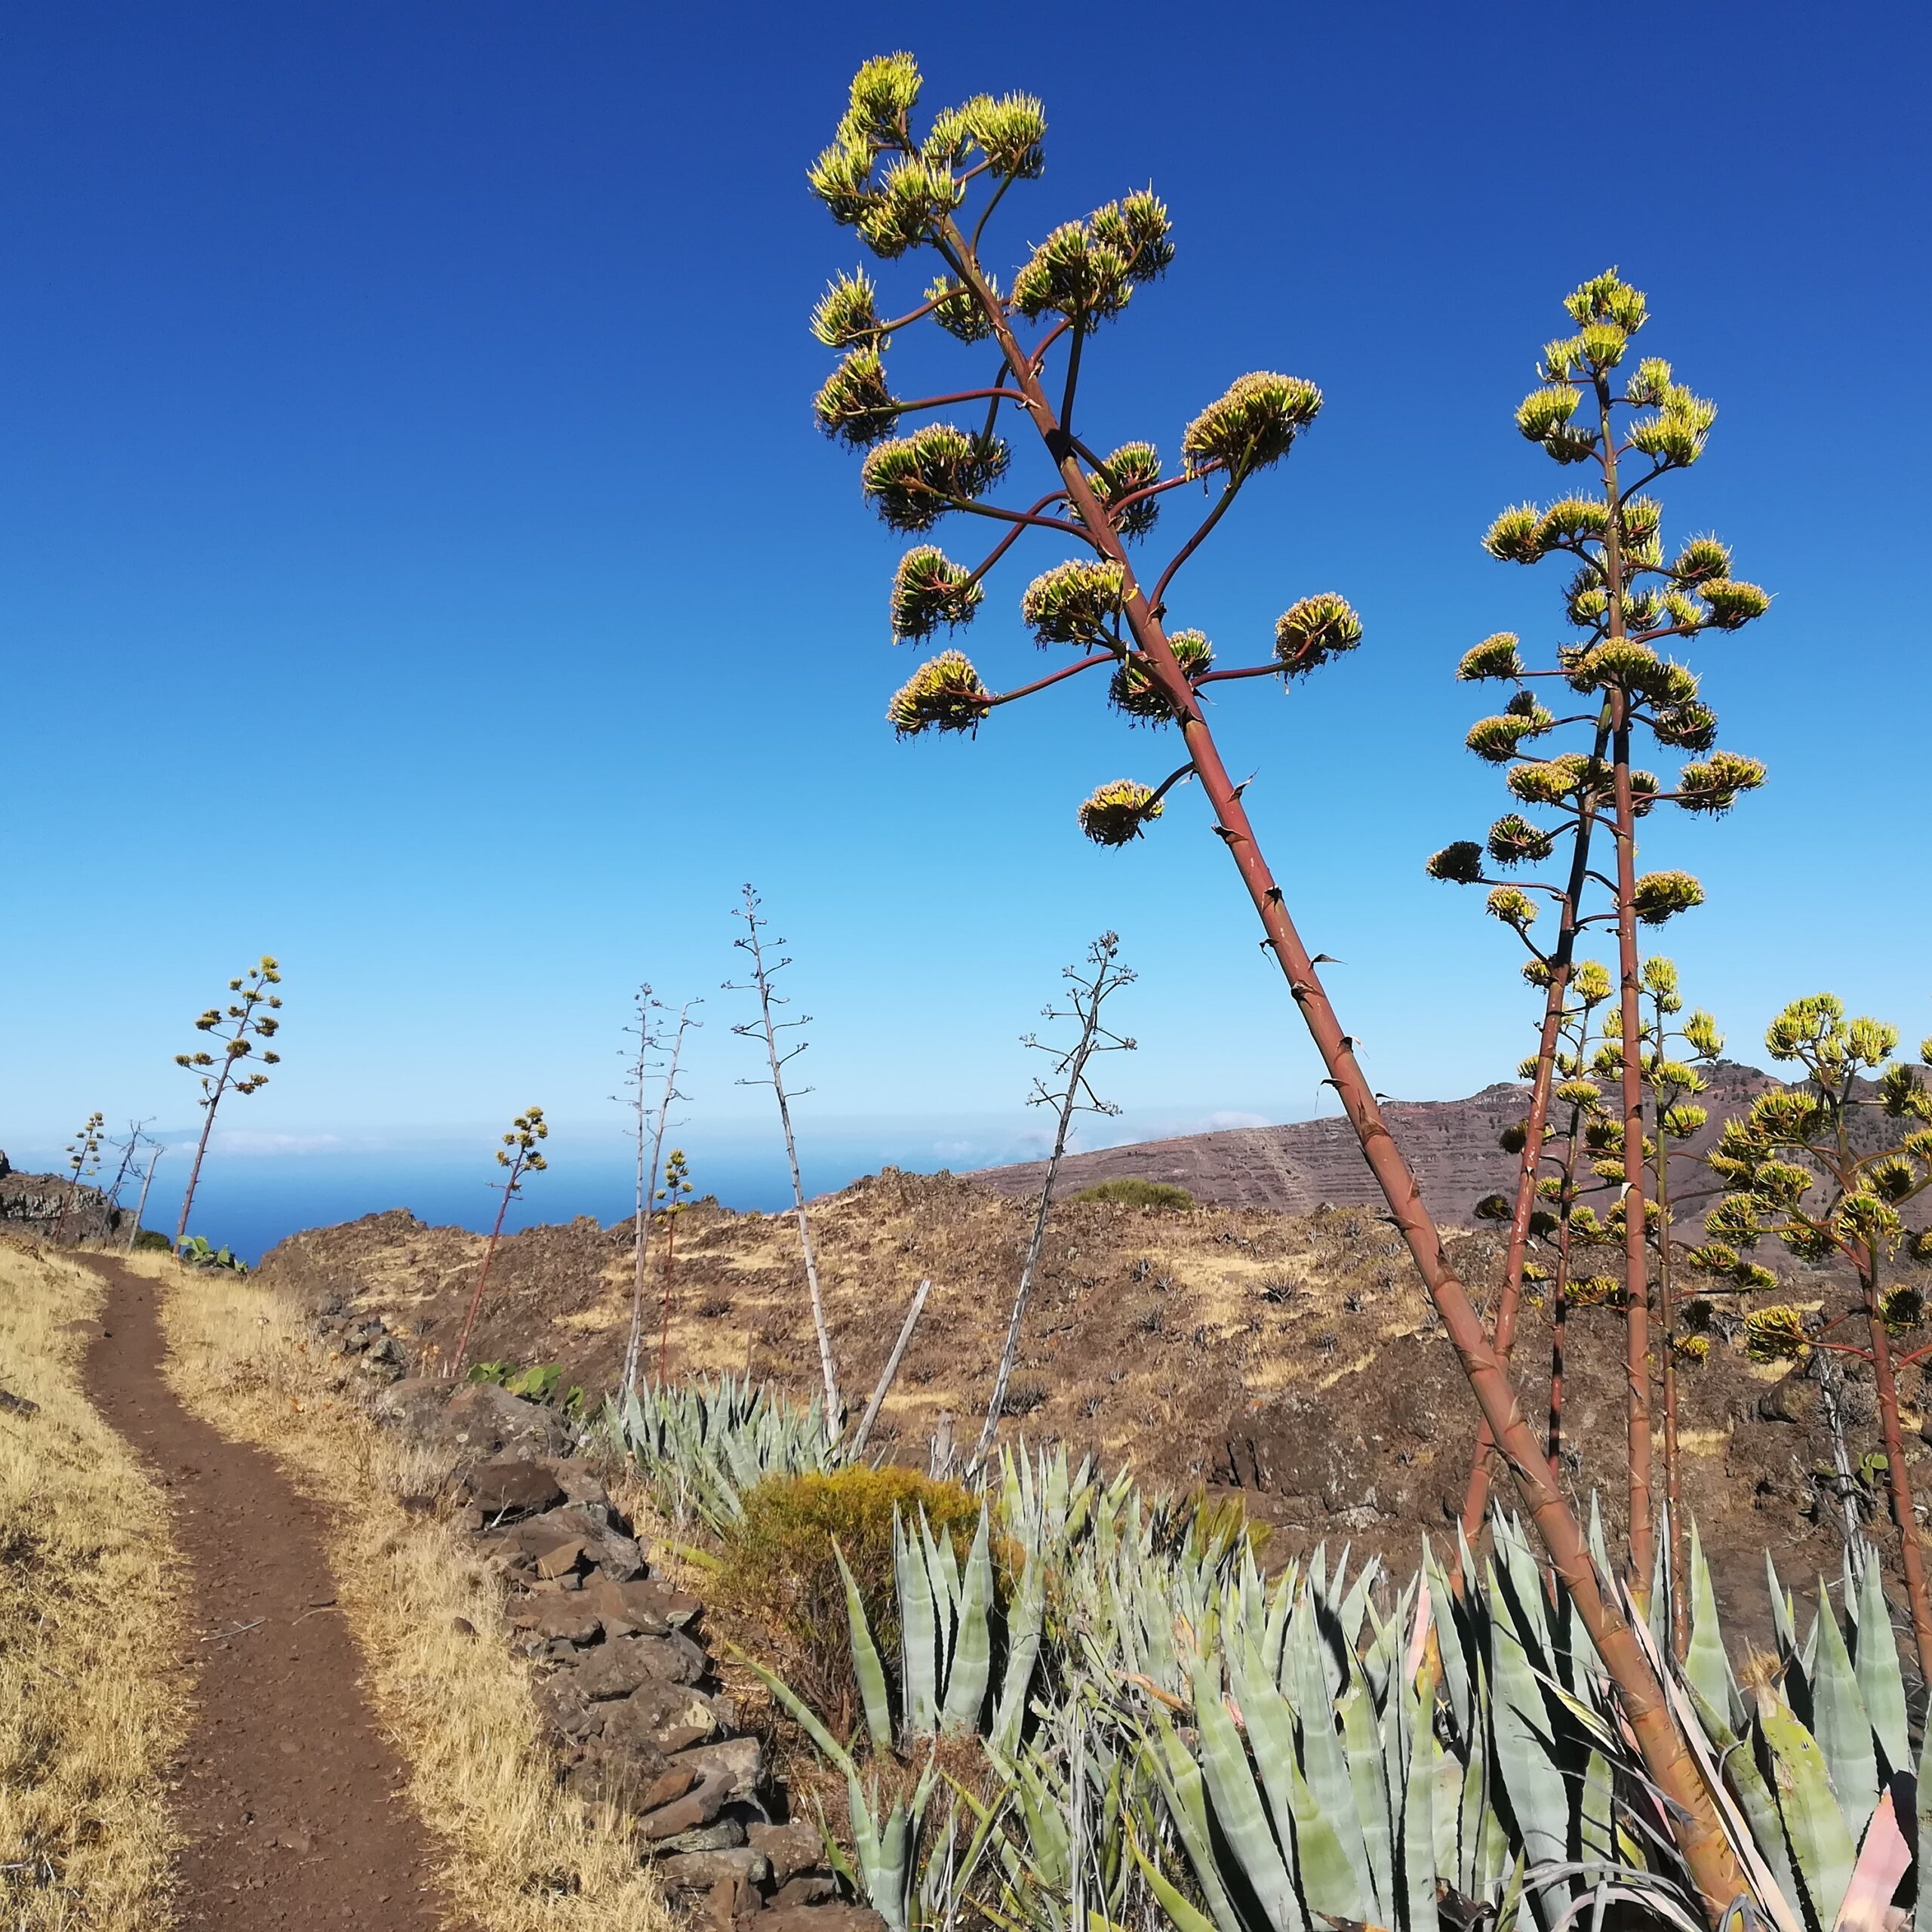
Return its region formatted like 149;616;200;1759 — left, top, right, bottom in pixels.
257;1172;1932;1649
80;1256;474;1931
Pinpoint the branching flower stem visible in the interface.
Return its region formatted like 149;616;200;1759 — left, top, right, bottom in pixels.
928;208;1746;1914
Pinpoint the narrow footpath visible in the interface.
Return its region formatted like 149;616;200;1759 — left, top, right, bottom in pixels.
82;1257;472;1930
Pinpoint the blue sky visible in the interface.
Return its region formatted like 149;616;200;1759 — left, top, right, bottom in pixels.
5;2;1927;1246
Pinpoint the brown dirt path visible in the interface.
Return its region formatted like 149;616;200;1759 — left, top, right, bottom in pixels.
82;1256;473;1930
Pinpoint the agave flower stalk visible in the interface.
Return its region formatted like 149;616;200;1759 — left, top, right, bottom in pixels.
617;988;701;1396
727;884;841;1437
100;1115;156;1217
51;1111;105;1243
804;54;1748;1909
1599;956;1724;1654
1689;995;1932;1678
448;1106;548;1380
172;955;285;1248
125;1144;165;1251
654;1147;694;1382
971;931;1136;1479
1429;272;1770;1588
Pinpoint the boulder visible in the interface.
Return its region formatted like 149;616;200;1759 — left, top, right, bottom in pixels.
1759;1372;1818;1426
667;1736;761;1804
441;1383;569;1460
534;1537;586;1580
638;1766;700;1812
601;1681;720;1755
526;1598;603;1646
372;1376;453;1438
580;1575;700;1635
747;1822;826;1888
767;1876;837;1909
469;1460;566;1518
657;1847;768;1890
570;1631;706;1697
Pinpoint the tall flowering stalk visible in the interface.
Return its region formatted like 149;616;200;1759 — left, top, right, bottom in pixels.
654;1148;694;1383
803;54;1747;1909
51;1112;104;1243
619;988;700;1396
1428;270;1769;1590
448;1106;548;1380
173;956;284;1247
1690;997;1932;1678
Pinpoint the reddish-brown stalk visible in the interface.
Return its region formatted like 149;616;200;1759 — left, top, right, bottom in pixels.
924;211;1747;1916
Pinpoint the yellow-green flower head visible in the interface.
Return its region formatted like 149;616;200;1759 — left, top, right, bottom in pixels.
845;52;922;140
1695;579;1772;630
813;348;901;448
1272;593;1361;676
1675;750;1767;817
1109;629;1210;723
924;273;997;345
1629;386;1718;467
1078;780;1162;847
1181;372;1321;482
1739;1306;1808;1367
1022;559;1125;645
1536;497;1611;549
1485;884;1537;932
1515;383;1589;457
1011;220;1135;329
1505;752;1601;808
1839;1189;1903;1248
1425;841;1484;885
861;425;1010;531
887;651;989;737
1631;869;1704;924
1088;192;1174;282
961;92;1046;180
1483;814;1553;867
810;269;881;349
1883;1286;1925;1333
1651;699;1719;752
1457;632;1523;681
1564;267;1647;334
1878;1065;1932;1123
890;546;984;642
1764;992;1844;1062
1750;1160;1815;1208
1672;1332;1712;1362
858;155;964;259
1082;441;1163;540
806;138;875;226
1482;504;1542;564
1628;356;1673;405
1867;1155;1920;1204
1669;535;1732;586
920;105;971;167
1555;1078;1602;1109
1464;707;1552;764
1577;321;1628;370
1847;1016;1900;1066
1570;1275;1620;1309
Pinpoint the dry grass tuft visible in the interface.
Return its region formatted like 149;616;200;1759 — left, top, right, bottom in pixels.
0;1241;186;1930
134;1253;670;1932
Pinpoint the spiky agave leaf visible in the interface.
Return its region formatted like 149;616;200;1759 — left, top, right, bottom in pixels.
811;269;883;349
1631;870;1705;924
1426;841;1485;884
1022;559;1125;645
1458;632;1524;681
862;426;1011;531
1675;751;1767;815
1273;593;1361;675
888;651;989;737
1078;780;1162;846
1084;441;1164;540
1182;373;1322;482
1110;629;1211;723
890;546;984;642
814;349;902;447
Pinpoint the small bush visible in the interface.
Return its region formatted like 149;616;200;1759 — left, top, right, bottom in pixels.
1069;1177;1194;1211
712;1466;981;1734
131;1229;171;1253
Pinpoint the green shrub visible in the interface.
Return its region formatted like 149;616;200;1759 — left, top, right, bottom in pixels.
1069;1177;1194;1211
713;1466;981;1734
131;1229;171;1253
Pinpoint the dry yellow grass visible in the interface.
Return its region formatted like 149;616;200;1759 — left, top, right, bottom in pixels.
0;1241;185;1930
130;1252;671;1932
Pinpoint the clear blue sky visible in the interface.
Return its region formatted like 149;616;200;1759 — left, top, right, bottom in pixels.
5;2;1927;1241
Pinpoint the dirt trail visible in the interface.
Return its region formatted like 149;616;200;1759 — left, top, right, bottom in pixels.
82;1257;472;1930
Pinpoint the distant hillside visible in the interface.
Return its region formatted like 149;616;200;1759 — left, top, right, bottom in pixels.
968;1062;1790;1220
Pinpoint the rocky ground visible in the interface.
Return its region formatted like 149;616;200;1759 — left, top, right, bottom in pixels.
264;1167;1930;1647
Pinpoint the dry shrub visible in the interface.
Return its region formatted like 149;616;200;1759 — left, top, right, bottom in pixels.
711;1466;980;1731
132;1253;671;1932
1069;1177;1195;1211
0;1242;186;1930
